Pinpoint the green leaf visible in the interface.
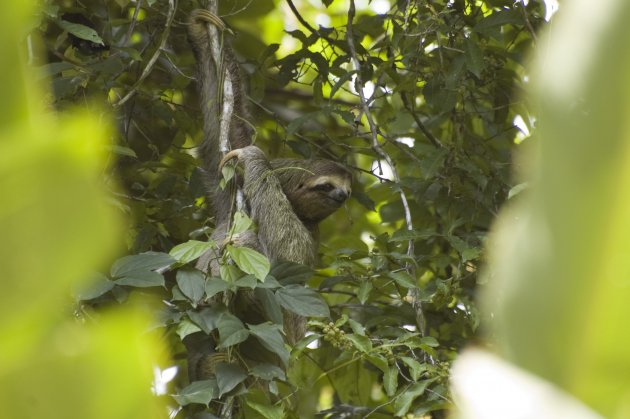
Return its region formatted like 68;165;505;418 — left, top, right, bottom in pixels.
215;363;247;397
220;264;242;283
400;357;426;381
176;319;202;340
172;379;218;406
389;271;417;289
275;285;330;317
248;323;289;366
365;353;389;373
383;366;398;397
474;9;523;33
230;211;253;234
462;247;482;262
330;70;357;99
205;277;230;299
246;400;285;419
255;288;284;325
421;336;439;347
114;270;164;288
187;307;224;334
217;313;249;348
393;380;433;417
250;364;286;381
110;252;174;278
347;318;366;336
170;240;215;264
74;273;113;301
357;280;372;304
464;37;484;78
107;145;137;158
56;20;104;45
346;334;372;353
270;261;314;285
227;245;270;281
176;270;205;305
234;274;258;289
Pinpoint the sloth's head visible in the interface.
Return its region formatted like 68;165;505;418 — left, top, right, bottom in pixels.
272;159;352;223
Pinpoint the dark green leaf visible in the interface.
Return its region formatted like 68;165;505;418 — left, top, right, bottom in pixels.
205;278;230;299
270;262;313;285
176;269;205;304
74;273;113;300
215;363;247;397
188;307;224;334
110;252;174;278
114;270;164;288
255;288;284;325
474;9;523;32
465;37;484;78
173;379;218;406
248;322;289;366
250;364;286;381
330;70;357;99
217;313;249;348
275;285;330;317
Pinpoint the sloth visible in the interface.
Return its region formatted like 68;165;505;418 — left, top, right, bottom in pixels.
186;8;351;378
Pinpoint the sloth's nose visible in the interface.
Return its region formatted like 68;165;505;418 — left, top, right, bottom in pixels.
330;188;348;203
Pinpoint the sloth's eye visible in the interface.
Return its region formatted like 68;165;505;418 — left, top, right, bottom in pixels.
314;183;335;192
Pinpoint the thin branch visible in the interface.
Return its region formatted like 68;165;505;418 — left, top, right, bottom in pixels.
286;0;335;44
113;0;176;108
286;0;318;34
346;0;429;340
519;0;538;44
401;92;444;149
122;0;143;46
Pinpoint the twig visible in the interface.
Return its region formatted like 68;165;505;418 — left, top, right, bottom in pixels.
346;0;428;340
113;0;176;108
286;0;335;44
519;0;538;44
122;0;143;46
401;92;444;149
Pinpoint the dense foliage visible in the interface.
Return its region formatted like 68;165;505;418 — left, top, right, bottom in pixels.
35;0;545;416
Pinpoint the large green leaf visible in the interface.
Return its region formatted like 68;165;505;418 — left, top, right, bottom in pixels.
248;322;289;366
173;379;218;406
170;240;215;264
110;252;174;278
216;313;249;348
227;245;270;281
275;285;330;317
114;270;165;288
176;270;205;305
215;363;247;397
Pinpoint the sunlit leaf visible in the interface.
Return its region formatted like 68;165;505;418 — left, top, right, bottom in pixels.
227;245;270;281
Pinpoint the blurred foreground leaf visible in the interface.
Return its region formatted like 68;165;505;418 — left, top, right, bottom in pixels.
483;1;630;416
